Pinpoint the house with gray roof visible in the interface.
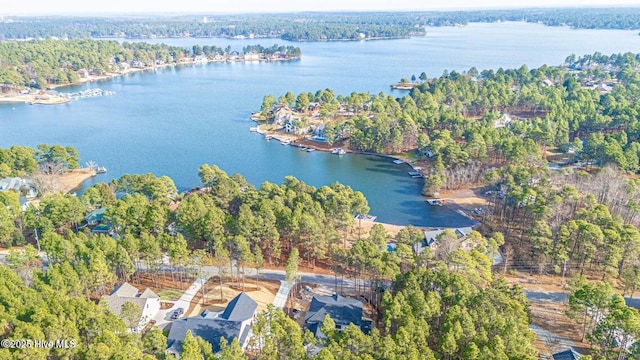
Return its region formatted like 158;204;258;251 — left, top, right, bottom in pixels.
0;177;37;198
414;226;476;254
101;282;160;333
552;348;582;360
219;292;258;321
166;292;257;358
305;294;363;337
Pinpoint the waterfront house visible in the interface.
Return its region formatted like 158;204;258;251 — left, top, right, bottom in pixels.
308;102;321;112
102;282;160;332
77;69;89;78
244;52;260;61
19;197;30;212
194;55;208;64
285;119;294;133
304;294;363;337
274;106;294;126
0;177;37;198
85;207;106;226
166;292;257;358
313;123;326;139
91;223;114;235
414;226;475;254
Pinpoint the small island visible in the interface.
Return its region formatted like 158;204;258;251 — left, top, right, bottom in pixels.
390;73;428;90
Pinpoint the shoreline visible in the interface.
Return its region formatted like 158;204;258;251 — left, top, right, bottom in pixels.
1;54;301;103
49;55;301;90
58;168;98;194
252;121;486;225
0;94;70;105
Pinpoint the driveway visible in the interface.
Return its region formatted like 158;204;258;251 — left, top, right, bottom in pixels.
152;274;213;329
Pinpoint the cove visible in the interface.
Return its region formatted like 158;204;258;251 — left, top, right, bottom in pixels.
1;22;640;226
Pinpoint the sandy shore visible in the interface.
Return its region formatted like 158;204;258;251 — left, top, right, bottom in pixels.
353;219;420;238
438;188;488;208
0;93;70;105
31;168;97;196
57;168;97;193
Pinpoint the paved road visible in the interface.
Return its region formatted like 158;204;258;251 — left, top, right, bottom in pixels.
525;291;569;303
529;324;577;353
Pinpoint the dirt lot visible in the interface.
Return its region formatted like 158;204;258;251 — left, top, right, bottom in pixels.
504;272;570;293
438;187;489;208
352;220;413;238
503;271;605;357
529;301;590;356
133;272;196;293
187;277;280;317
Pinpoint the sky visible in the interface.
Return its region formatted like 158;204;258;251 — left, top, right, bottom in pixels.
1;0;639;15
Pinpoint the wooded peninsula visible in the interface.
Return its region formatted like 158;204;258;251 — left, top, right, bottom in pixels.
0;40;300;90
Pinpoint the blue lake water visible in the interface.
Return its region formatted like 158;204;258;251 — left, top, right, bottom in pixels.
1;22;640;226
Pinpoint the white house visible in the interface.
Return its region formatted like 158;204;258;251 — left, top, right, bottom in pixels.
0;177;37;198
102;282;161;332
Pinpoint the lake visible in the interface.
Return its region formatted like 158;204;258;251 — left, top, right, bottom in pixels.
1;22;640;226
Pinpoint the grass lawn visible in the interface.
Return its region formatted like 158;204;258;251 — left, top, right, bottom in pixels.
157;289;183;301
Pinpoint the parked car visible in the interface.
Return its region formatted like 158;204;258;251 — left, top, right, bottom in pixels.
170;308;184;320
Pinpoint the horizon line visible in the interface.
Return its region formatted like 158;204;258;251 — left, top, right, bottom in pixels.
3;5;640;17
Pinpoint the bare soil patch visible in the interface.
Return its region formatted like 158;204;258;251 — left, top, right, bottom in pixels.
350;221;411;239
438;187;488;208
504;272;569;293
530;301;590;356
187;277;280;317
130;272;196;294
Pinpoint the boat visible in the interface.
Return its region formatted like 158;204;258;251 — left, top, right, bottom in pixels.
355;214;377;221
300;146;308;151
427;199;443;206
393;159;404;164
306;148;316;152
408;171;421;177
95;166;107;174
280;139;291;145
332;148;346;155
